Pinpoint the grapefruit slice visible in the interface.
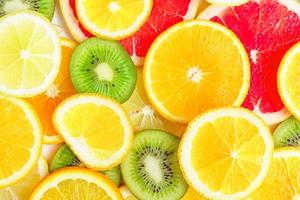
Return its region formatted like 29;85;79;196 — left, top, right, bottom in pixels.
59;0;199;66
198;0;300;125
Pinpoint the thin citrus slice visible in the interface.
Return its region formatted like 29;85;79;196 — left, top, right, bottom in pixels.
53;94;133;170
179;108;273;200
0;11;61;97
119;185;137;200
181;187;208;200
205;0;249;6
29;167;123;200
144;20;250;123
278;42;300;121
123;68;186;137
0;157;48;200
247;147;300;200
27;38;77;144
0;96;42;188
76;0;153;39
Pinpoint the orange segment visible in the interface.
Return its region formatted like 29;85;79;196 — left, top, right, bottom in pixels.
53;94;133;170
27;39;77;144
144;20;250;123
181;187;208;200
179;108;273;199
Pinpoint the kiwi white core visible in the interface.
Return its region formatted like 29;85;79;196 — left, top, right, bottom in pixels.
108;2;120;13
144;155;163;183
187;67;202;83
3;0;30;13
46;84;59;98
95;63;114;82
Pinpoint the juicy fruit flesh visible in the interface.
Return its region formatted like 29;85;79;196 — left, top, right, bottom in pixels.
2;0;30;14
273;117;300;147
145;21;249;122
208;0;300;114
191;116;267;194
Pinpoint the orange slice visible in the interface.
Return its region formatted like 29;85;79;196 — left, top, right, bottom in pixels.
27;38;77;144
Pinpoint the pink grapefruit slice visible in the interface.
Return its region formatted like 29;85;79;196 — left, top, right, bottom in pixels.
59;0;199;66
198;0;300;125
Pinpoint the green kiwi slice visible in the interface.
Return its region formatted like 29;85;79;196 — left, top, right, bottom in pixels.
273;116;300;148
50;144;122;186
121;130;188;200
70;37;137;103
0;0;55;19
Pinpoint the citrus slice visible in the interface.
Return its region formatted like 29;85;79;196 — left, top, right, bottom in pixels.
0;157;48;200
123;68;186;137
76;0;153;40
247;147;300;200
179;108;273;200
0;96;42;188
198;0;300;125
119;185;137;200
144;20;250;123
29;167;123;200
278;42;300;121
27;38;77;144
181;187;208;200
205;0;249;6
53;94;133;170
0;11;61;97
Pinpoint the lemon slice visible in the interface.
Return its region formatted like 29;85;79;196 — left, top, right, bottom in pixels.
144;20;250;123
0;11;61;97
179;108;273;200
0;96;42;188
278;42;300;121
29;167;123;200
181;187;208;200
0;157;48;200
247;147;300;200
205;0;249;6
76;0;153;39
120;185;137;200
53;94;133;170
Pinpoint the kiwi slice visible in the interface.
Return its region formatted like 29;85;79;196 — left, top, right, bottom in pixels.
0;0;55;19
70;37;137;103
50;144;122;186
273;116;300;148
121;130;188;200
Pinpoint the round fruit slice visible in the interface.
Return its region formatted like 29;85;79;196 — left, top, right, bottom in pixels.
205;0;249;6
144;20;250;123
247;147;300;200
123;68;186;137
181;187;207;200
70;38;137;104
0;96;42;188
29;167;123;200
273;116;300;148
0;157;48;200
179;108;273;200
76;0;152;40
121;130;188;200
0;11;61;97
278;42;300;121
119;185;137;200
198;0;300;125
27;38;76;144
0;0;55;20
53;94;133;171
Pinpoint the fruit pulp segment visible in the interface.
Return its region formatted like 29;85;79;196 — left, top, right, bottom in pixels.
28;45;75;137
120;0;193;57
282;52;300;111
148;24;245;122
191;117;266;194
61;103;124;152
80;0;145;31
0;99;33;179
209;0;300;113
40;179;110;199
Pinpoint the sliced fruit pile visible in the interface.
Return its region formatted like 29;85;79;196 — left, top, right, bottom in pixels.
1;0;300;200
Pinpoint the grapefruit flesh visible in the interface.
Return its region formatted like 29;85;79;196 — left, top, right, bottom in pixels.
199;0;300;124
63;0;198;66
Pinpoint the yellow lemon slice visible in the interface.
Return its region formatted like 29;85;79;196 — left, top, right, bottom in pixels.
179;108;273;200
0;157;48;200
53;94;133;170
0;96;42;188
29;167;123;200
0;11;61;97
76;0;153;39
120;185;138;200
144;20;250;124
